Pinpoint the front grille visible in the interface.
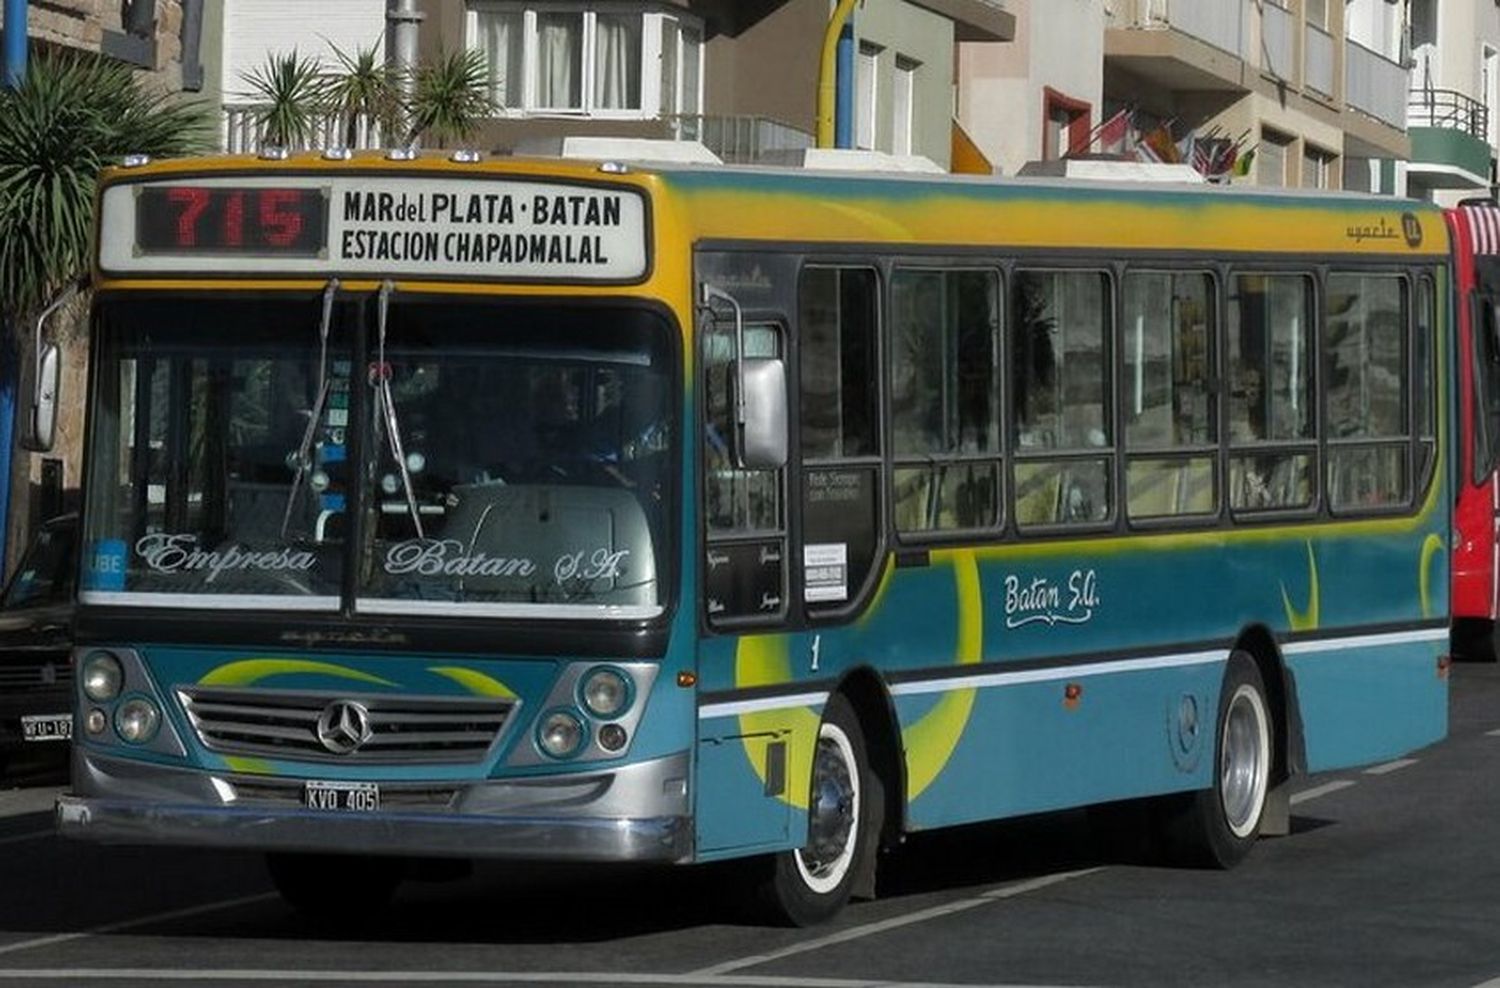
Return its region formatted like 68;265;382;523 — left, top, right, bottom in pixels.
0;658;72;690
176;686;515;764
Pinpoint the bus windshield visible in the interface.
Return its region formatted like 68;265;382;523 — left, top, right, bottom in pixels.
81;296;676;618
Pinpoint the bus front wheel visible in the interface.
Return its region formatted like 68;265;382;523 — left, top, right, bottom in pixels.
1163;653;1272;869
756;694;877;926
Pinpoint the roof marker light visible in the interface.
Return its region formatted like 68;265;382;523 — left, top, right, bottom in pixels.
450;149;481;164
121;154;151;168
386;147;419;161
599;161;629;175
258;146;290;161
323;147;353;161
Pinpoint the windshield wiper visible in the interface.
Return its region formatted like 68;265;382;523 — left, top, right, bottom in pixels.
375;280;426;539
281;279;340;539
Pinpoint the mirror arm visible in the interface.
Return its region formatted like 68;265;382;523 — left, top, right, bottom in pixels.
700;282;747;437
32;280;83;382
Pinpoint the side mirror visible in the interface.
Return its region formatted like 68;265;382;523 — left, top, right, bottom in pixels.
21;342;59;453
735;357;788;469
20;284;79;453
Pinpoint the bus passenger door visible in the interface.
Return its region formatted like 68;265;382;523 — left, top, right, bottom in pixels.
696;278;799;855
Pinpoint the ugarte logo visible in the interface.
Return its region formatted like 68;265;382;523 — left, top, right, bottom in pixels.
1004;569;1100;628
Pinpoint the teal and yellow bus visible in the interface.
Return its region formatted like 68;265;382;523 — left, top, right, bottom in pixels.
57;151;1451;925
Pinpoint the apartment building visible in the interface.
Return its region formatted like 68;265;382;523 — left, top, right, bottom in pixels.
416;0;1012;168
958;0;1410;189
1406;0;1500;204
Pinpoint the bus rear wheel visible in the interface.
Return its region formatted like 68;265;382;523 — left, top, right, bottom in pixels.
1162;653;1272;869
266;852;405;919
756;694;876;927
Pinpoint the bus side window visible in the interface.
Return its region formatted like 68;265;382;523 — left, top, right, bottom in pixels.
1011;269;1113;529
799;267;882;612
891;267;1002;534
1122;270;1217;521
703;317;787;624
1227;273;1316;513
1475;295;1500;484
1324;273;1410;513
1414;276;1436;494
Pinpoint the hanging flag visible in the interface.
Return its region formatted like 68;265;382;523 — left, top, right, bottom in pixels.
1066;106;1133;157
1137;123;1181;164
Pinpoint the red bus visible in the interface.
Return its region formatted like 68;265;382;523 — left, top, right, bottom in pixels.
1446;201;1500;661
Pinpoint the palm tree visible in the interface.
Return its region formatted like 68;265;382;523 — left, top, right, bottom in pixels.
0;49;211;569
321;41;400;149
405;48;494;148
0;49;211;333
239;50;325;149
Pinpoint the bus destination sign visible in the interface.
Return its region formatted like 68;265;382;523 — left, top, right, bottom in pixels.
107;175;650;282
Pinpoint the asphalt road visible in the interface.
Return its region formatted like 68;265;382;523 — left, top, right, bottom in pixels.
3;663;1500;987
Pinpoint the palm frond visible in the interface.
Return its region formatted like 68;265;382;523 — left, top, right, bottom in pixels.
320;39;400;147
238;50;326;149
0;49;212;327
405;48;494;148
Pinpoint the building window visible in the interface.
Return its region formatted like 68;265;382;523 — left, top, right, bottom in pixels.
1258;128;1294;186
1301;145;1335;188
856;43;881;150
1306;0;1327;29
892;56;918;156
1042;88;1090;160
468;4;702;120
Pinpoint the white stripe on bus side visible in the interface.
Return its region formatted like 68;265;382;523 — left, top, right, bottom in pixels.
696;627;1448;718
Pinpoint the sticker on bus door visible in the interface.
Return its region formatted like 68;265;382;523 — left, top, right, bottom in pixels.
804;543;848;603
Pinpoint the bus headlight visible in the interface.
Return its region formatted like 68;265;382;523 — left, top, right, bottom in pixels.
538;710;585;758
580;667;631;719
81;652;124;702
115;698;161;744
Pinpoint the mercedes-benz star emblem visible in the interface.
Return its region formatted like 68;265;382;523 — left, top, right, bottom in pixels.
316;700;373;755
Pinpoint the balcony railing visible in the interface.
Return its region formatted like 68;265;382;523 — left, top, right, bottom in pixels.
223;104;384;154
1345;39;1409;130
1125;0;1248;59
1408;87;1488;140
668;114;813;165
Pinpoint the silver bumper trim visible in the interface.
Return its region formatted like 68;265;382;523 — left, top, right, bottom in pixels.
57;748;693;863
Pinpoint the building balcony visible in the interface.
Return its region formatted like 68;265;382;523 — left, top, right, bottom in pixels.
1407;88;1492;190
1103;0;1249;93
669;114;813;165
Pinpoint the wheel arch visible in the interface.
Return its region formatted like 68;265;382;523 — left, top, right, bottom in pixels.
831;665;906;851
1231;624;1306;784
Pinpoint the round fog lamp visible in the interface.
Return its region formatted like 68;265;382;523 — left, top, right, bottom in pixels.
598;723;628;752
85;709;108;736
538;710;584;758
82;652;124;702
115;698;161;744
581;668;630;718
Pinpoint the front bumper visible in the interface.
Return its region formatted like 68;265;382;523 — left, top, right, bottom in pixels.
57;747;693;863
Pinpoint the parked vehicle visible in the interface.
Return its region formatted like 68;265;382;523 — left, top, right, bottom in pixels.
0;514;77;773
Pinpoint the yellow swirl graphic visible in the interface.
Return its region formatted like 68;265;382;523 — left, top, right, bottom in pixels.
198;659;397;689
735;635;820;810
1280;542;1321;632
901;549;982;800
1419;532;1443;619
426;666;517;698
